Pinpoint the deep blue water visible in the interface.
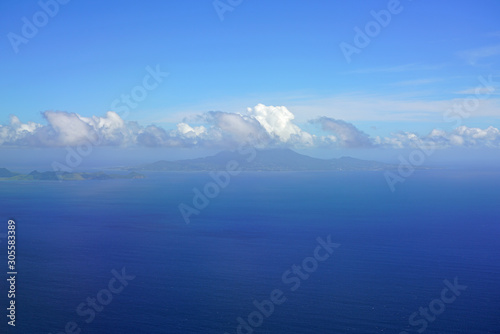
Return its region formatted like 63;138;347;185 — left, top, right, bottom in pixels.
1;170;499;333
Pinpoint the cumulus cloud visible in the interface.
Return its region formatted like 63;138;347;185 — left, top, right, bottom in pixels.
1;105;499;150
311;117;373;148
0;105;296;148
175;105;314;148
0;115;42;145
203;111;271;146
2;111;136;147
376;126;500;149
247;104;314;146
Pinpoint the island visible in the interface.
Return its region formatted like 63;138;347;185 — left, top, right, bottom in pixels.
122;148;399;172
0;168;145;181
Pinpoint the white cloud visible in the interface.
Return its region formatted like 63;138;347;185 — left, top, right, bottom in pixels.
0;115;42;145
377;126;500;149
458;44;500;65
204;111;270;145
311;117;373;148
1;106;499;150
176;123;207;137
247;104;314;146
42;111;96;146
349;63;446;74
454;87;499;95
391;78;443;87
287;92;500;122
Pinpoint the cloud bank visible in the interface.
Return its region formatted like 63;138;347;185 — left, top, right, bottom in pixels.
1;104;500;149
311;117;373;148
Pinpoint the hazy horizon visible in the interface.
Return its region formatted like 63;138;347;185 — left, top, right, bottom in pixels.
1;1;499;333
1;1;500;170
3;146;500;172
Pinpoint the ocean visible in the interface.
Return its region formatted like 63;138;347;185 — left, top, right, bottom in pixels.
1;170;499;333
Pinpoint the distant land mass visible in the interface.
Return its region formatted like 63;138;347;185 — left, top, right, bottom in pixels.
124;148;399;172
0;168;145;181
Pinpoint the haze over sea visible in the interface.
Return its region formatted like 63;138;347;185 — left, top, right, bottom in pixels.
1;169;499;333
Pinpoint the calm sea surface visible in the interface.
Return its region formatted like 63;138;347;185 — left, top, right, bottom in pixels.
1;170;499;333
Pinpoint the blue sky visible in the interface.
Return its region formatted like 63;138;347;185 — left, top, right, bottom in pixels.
0;0;499;166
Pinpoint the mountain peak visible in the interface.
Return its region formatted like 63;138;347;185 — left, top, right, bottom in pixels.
132;149;396;171
0;168;19;178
